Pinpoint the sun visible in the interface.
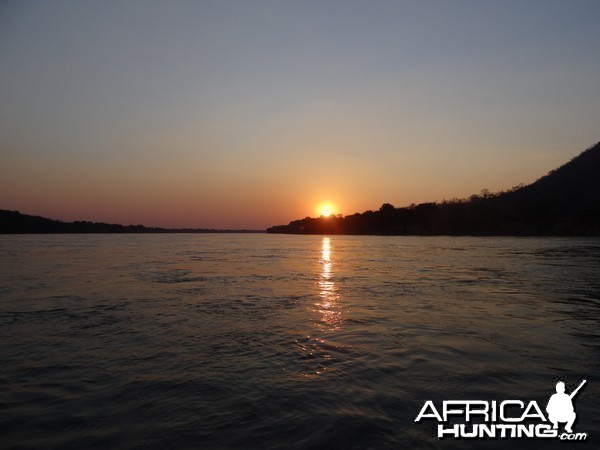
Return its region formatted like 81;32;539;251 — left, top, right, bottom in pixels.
318;203;336;218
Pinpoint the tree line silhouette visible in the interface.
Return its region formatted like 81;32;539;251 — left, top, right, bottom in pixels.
0;210;261;234
268;142;600;236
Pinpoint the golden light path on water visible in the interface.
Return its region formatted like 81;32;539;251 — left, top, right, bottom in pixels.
317;237;343;330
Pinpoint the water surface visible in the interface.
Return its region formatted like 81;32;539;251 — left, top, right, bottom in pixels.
1;235;599;448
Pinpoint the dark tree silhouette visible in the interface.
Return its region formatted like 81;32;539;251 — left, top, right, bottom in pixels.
0;210;262;234
268;142;600;236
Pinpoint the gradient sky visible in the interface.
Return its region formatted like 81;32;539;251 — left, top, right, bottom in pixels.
1;1;599;229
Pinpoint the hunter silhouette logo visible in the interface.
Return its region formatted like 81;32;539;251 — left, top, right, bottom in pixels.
546;379;586;434
415;379;588;441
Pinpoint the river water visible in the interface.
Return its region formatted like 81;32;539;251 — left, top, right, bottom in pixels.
1;234;598;449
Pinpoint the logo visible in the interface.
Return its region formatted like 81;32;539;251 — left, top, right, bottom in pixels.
415;379;588;441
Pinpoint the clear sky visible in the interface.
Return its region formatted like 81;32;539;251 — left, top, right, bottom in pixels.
1;1;599;229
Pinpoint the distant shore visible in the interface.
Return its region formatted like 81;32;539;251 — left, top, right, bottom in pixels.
0;210;264;234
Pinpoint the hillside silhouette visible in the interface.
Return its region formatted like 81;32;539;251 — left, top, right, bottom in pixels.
0;210;262;234
268;142;600;236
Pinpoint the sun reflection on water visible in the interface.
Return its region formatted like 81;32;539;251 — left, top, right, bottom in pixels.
317;237;342;330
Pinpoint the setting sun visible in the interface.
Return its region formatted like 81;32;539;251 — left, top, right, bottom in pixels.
318;203;336;217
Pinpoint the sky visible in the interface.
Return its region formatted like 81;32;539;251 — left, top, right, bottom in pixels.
1;0;599;229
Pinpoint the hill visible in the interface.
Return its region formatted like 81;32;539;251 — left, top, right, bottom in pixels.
267;142;600;236
0;210;262;234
